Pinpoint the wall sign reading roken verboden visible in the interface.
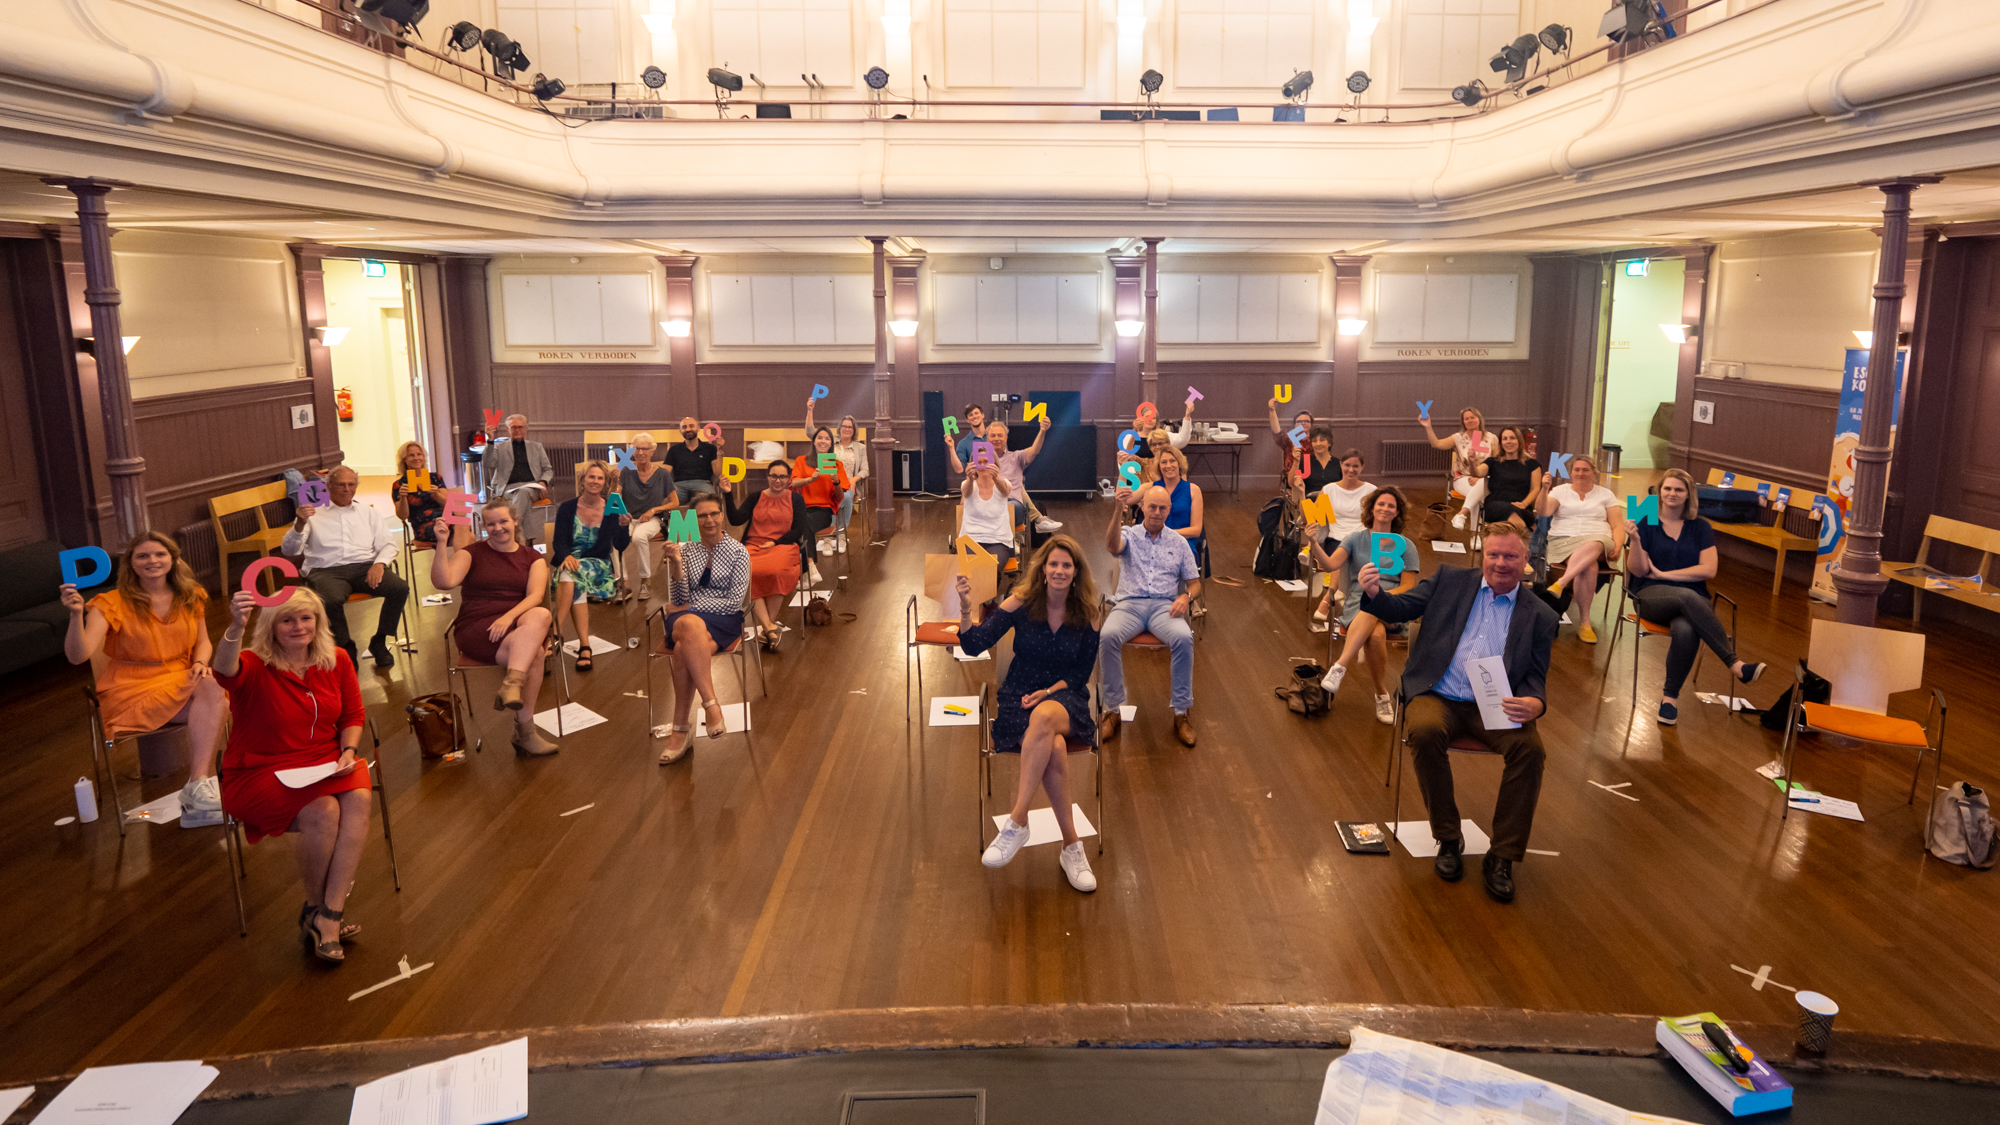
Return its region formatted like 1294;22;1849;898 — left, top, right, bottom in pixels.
534;351;643;360
1386;348;1495;359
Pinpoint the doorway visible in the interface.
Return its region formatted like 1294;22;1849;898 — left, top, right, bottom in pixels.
1599;257;1685;470
321;258;428;484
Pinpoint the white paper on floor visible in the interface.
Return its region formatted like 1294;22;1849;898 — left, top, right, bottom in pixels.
1274;579;1308;592
951;646;991;662
1787;790;1865;821
533;702;607;736
929;695;981;726
562;635;621;657
1388;820;1490;858
0;1086;31;1121
1755;759;1786;780
420;594;453;607
693;702;752;736
992;804;1097;848
744;624;792;638
1119;704;1137;721
788;590;817;607
1431;541;1468;554
1560;613;1572;624
124;791;182;825
1695;692;1756;710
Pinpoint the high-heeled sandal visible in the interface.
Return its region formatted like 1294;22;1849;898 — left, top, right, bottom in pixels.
300;905;346;963
701;697;727;740
299;901;359;940
659;724;692;764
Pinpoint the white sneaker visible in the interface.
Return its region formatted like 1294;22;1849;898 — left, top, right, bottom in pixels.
1035;517;1064;532
1451;511;1468;530
180;775;223;828
808;561;824;586
836;533;847;554
1059;841;1098;892
1374;694;1395;725
1321;663;1347;695
983;816;1032;868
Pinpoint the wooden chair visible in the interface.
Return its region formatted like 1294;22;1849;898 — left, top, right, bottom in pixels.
209;480;290;591
1779;620;1945;846
442;624;571;754
645;590;762;753
1608;581;1736;720
1382;689;1500;848
976;680;1106;857
1882;514;2000;625
1701;468;1823;595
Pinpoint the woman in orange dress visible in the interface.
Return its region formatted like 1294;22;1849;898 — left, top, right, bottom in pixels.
789;425;850;583
725;461;807;650
62;532;226;827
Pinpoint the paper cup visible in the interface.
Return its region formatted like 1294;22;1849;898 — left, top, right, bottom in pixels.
1796;991;1839;1053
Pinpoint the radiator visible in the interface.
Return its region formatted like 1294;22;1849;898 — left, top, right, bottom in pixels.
1379;440;1452;476
175;520;222;590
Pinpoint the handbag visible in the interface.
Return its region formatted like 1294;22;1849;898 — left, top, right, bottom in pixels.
1760;666;1831;731
1416;501;1450;544
1274;662;1329;715
805;595;834;626
1928;782;1997;868
405;693;458;759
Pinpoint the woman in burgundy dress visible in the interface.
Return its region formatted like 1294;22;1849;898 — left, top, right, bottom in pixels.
213;586;370;963
430;498;558;756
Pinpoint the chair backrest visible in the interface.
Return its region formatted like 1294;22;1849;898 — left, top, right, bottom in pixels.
1914;513;2000;579
1806;619;1924;715
209;480;289;552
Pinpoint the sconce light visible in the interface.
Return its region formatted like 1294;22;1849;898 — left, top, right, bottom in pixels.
888;319;919;338
315;326;352;346
74;336;140;356
1337;318;1368;336
1658;323;1696;345
1115;319;1145;338
661;319;691;338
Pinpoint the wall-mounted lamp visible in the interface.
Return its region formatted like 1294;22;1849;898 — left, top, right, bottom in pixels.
662;319;692;338
1337;318;1368;336
888;319;919;338
1114;319;1145;338
1658;324;1698;344
315;326;351;346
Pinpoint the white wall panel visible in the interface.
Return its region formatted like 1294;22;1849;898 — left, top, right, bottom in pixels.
1420;273;1471;341
598;274;653;344
1276;274;1319;341
712;0;854;87
833;274;874;345
1236;274;1279;342
1399;0;1520;91
934;274;979;343
1196;274;1238;342
934;273;1099;344
1056;275;1098;343
792;276;836;343
552;274;604;344
1375;271;1520;343
500;0;619;85
502;275;556;346
1159;273;1318;343
751;274;794;344
710;276;755;345
1176;0;1316;90
1374;273;1429;342
945;0;1084;87
975;276;1018;344
1017;275;1059;342
1467;273;1518;341
1158;274;1199;343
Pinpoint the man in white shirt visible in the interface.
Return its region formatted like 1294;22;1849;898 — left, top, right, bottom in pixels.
283;465;406;669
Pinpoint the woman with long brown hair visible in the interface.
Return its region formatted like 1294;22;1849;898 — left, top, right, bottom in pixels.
1310;486;1419;724
953;535;1105;893
62;532;227;827
1625;468;1767;726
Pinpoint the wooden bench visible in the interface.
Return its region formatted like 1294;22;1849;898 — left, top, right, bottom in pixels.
1884;514;2000;625
1702;468;1823;596
208;480;290;590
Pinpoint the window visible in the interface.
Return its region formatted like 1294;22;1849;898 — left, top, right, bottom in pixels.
1156;274;1319;343
1398;0;1518;91
1174;0;1317;90
495;0;620;85
943;0;1086;88
709;275;874;346
711;0;855;87
501;274;654;347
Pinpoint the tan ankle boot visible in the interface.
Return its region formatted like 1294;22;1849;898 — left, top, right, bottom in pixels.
512;721;558;757
495;669;526;711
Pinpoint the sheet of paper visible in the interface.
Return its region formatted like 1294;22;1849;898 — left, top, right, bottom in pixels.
1430;540;1468;554
1388;820;1490;858
929;695;981;727
691;703;752;736
532;702;607;736
347;1037;528;1125
561;635;621;657
276;761;341;789
1275;579;1308;592
0;1086;33;1121
123;791;182;825
1315;1027;1686;1125
33;1061;218;1125
420;593;453;606
950;645;991;662
1466;654;1520;730
991;804;1097;848
1787;790;1865;821
1119;704;1137;721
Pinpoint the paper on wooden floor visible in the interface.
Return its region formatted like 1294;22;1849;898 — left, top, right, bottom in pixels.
1119;704;1137;721
929;695;980;727
32;1061;217;1125
1786;790;1865;821
693;702;752;736
1388;820;1491;858
561;635;621;657
1275;579;1308;592
347;1037;527;1125
1431;540;1468;554
532;702;607;736
991;804;1097;848
123;791;182;825
0;1088;31;1121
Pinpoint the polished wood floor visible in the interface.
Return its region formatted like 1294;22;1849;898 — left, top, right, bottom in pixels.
4;491;1997;1084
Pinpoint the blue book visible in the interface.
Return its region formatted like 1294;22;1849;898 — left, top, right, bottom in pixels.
1657;1013;1793;1116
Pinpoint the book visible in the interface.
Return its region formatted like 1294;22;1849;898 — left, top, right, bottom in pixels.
1656;1013;1792;1116
1337;821;1390;854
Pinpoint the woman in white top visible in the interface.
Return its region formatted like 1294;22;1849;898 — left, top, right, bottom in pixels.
1419;406;1500;530
956;462;1016;615
1537;455;1624;643
1310;449;1375;626
806;396;871;555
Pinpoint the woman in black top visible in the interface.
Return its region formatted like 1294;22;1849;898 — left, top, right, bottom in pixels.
390;441;450;544
1625;468;1767;726
1472;426;1543;527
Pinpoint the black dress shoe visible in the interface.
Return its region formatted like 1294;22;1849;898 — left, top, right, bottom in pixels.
1434;837;1464;882
1482;853;1515;903
369;637;395;669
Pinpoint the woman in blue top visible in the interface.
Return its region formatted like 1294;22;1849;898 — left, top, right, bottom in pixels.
954;535;1104;894
1309;486;1418;725
1153;446;1205;575
1625;468;1767;726
550;460;632;671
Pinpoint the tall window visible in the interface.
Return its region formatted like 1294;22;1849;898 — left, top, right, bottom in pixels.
494;0;620;85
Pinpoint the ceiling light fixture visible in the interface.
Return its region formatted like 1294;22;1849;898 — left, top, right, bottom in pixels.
1115;319;1145;338
1140;69;1164;95
444;21;480;51
865;67;891;90
1600;0;1653;44
1538;23;1571;53
641;66;667;90
1489;34;1540;83
888;319;919;338
531;74;565;100
1337;318;1368;336
662;319;691;338
481;29;530;79
709;65;742;116
1345;71;1370;95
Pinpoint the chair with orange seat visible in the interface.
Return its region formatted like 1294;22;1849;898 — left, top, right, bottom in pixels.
1778;620;1945;846
1608;581;1736;721
906;594;971;722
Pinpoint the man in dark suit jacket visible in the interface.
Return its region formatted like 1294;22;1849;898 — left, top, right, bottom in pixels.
1359;522;1558;903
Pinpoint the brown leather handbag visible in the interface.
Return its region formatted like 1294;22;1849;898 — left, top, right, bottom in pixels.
405;694;458;758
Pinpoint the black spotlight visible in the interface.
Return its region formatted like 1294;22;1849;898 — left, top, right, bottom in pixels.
865;66;890;90
1281;70;1313;102
1490;33;1540;82
1139;69;1164;95
1600;0;1652;44
532;74;565;100
1451;80;1486;107
1538;23;1571;53
641;65;666;89
357;0;427;36
444;20;480;51
1345;70;1370;94
482;29;529;77
708;67;744;92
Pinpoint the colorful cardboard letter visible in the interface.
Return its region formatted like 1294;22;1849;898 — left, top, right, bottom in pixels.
402;469;427;494
1022;400;1048;424
1298;493;1335;526
483;408;505;431
440;489;478;527
1272;384;1293;404
1118;460;1143;489
609;445;637;472
242;556;301;607
1117;429;1141;454
1545;452;1572;480
1136;402;1159;428
1416;400;1433;421
1371;533;1411;577
59;546;112;588
700;422;723;445
1626;494;1661;525
942;416;960;438
720;456;748;483
604;492;628;516
297;480;330;506
817;451;839;477
969;441;996;468
811;383;829;400
1186;386;1204;406
1287;423;1308;449
665;508;699;542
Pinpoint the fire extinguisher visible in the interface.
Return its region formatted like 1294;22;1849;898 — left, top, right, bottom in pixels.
1524;427;1538;458
335;387;354;422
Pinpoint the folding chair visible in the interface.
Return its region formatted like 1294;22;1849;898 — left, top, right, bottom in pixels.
905;593;968;722
443;623;570;753
1609;582;1735;719
1382;690;1500;846
645;595;761;752
976;681;1105;856
1779;620;1945;846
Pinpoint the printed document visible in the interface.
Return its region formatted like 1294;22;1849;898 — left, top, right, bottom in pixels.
1466;655;1520;730
348;1037;528;1125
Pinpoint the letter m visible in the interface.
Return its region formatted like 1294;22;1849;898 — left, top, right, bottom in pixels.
666;508;700;542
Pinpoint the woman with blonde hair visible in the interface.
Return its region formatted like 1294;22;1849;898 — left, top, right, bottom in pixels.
620;433;676;600
389;441;450;545
953;535;1106;893
1538;454;1623;642
1420;406;1500;530
62;532;227;827
431;499;559;755
1625;468;1767;726
550;459;631;671
213;585;370;963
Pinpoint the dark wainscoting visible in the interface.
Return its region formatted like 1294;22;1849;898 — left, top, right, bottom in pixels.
1674;376;1836;492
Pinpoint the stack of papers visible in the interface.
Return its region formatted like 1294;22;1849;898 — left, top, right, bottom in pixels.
32;1060;217;1124
349;1037;528;1125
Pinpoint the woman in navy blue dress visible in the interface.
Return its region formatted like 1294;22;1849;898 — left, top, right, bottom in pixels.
955;534;1105;893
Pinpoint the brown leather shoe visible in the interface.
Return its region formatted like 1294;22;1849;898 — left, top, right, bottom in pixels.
1097;710;1121;743
495;669;525;711
511;722;558;757
1174;711;1197;747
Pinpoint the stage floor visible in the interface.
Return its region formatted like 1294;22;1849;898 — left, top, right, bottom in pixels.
4;492;1997;1089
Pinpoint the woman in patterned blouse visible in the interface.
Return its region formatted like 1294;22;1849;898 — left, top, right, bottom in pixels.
656;494;752;764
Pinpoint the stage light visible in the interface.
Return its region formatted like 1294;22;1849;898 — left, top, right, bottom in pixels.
1140;69;1164;95
642;66;667;89
865;66;890;90
316;326;352;346
708;67;743;91
532;75;565;100
444;21;479;51
1345;71;1370;94
662;319;691;338
1337;319;1368;336
1600;0;1651;44
1491;34;1540;82
1115;319;1144;338
1539;23;1571;52
356;0;428;37
1281;70;1314;102
1853;330;1873;348
1659;324;1694;344
481;29;529;77
1451;81;1485;107
888;319;919;337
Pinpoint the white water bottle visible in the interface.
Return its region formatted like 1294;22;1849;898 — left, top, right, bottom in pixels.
75;777;98;824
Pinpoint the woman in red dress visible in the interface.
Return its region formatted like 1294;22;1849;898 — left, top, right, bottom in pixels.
213;585;370;964
430;498;558;756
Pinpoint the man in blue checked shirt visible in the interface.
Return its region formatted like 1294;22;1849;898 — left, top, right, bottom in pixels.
1099;483;1203;748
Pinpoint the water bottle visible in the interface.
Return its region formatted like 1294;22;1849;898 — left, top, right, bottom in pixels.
75;777;98;824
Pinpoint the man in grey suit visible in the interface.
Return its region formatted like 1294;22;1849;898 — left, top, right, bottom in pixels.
484;413;554;534
1359;522;1557;903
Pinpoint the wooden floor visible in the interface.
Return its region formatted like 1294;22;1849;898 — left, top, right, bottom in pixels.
5;490;1998;1085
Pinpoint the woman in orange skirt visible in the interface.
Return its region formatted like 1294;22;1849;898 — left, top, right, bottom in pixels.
726;460;807;650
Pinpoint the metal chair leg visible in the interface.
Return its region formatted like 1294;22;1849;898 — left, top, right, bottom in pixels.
224;818;248;937
367;716;400;892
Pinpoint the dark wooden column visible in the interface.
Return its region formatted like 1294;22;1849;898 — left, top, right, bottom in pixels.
1835;177;1941;626
290;244;345;471
1330;256;1368;422
869;238;892;534
441;255;493;452
46;178;147;546
5;227;97;547
657;255;698;417
1110;255;1143;420
1141;238;1161;409
886;254;922;532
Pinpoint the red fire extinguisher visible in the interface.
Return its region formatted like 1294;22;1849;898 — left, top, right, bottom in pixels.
335;387;354;422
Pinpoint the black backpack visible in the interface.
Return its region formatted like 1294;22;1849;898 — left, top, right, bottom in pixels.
1761;666;1831;731
1256;495;1288;539
1253;496;1300;580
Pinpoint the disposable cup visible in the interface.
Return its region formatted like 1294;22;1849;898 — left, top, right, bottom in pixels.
1796;991;1839;1053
